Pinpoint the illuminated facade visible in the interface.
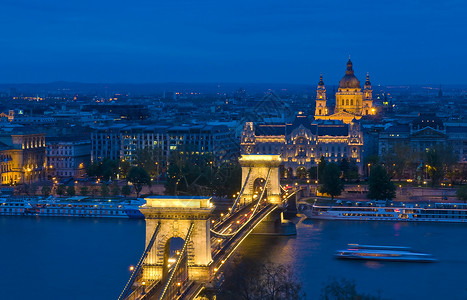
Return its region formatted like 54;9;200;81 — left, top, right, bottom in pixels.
0;132;47;185
46;137;91;178
241;113;363;176
315;59;376;124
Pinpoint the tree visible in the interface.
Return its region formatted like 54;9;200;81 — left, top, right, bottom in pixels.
41;186;51;197
367;164;396;201
91;188;98;197
80;186;89;196
56;184;66;196
121;184;132;197
29;184;39;196
456;185;467;203
339;158;359;182
164;147;216;196
111;182;120;196
425;145;458;187
318;156;327;183
86;158;119;181
127;167;151;197
67;186;75;196
382;143;414;182
363;154;380;178
319;163;344;200
100;184;109;197
218;258;305;300
135;147;162;178
296;167;307;179
119;160;131;179
320;277;381;300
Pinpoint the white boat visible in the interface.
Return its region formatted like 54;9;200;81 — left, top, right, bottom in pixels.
302;202;467;223
0;196;146;219
335;244;437;262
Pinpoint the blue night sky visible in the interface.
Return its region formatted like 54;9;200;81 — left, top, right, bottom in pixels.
1;0;466;85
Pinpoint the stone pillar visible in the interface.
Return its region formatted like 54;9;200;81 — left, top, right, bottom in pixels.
140;197;214;283
239;155;282;205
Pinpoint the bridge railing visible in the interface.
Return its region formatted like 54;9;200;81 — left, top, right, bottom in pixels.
119;222;161;300
210;168;271;239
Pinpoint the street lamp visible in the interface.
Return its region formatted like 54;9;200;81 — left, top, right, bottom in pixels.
141;281;146;294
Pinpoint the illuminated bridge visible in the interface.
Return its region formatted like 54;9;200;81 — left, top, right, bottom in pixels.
117;155;299;300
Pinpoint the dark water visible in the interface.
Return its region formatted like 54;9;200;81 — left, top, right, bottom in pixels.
1;216;466;300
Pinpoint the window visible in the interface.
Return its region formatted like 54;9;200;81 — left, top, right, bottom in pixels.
346;99;349;105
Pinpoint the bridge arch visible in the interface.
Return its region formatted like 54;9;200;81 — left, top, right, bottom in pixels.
141;196;214;283
239;154;281;205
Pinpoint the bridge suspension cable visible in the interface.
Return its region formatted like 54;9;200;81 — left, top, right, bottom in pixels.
210;168;271;238
118;222;161;300
159;222;195;300
229;167;252;214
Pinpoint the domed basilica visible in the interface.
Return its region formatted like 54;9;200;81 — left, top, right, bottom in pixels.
315;59;375;123
240;59;374;176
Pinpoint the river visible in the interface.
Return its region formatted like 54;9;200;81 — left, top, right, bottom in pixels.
0;216;465;299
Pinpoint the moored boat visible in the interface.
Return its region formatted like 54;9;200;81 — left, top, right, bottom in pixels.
302;202;467;223
0;196;145;219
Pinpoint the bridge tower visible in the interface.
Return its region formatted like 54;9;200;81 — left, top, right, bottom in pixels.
239;154;282;205
140;196;214;283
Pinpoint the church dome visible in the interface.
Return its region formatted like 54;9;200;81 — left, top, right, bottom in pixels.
339;59;360;89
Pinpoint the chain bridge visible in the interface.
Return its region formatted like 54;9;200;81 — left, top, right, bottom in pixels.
117;154;299;300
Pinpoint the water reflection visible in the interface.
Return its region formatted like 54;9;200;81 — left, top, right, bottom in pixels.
230;217;467;300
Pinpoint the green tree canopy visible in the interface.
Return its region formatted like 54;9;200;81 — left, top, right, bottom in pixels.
86;158;119;181
56;184;66;196
119;160;131;179
134;147;163;178
296;166;308;179
339;158;359;182
121;184;132;197
318;156;327;183
367;164;396;201
218;258;305;300
425;145;457;187
100;184;109;197
66;186;75;196
382;143;415;182
127;167;151;197
41;186;51;197
80;186;89;196
319;163;344;200
456;185;467;203
164;146;217;196
110;182;120;196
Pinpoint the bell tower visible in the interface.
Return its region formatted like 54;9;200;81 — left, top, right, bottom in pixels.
363;73;372;101
362;73;375;115
315;74;327;116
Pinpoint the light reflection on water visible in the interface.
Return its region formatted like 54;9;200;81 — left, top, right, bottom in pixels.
231;216;467;300
1;216;467;299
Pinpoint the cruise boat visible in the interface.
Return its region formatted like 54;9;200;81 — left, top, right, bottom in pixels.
0;196;145;219
335;244;437;262
302;202;467;223
0;197;33;216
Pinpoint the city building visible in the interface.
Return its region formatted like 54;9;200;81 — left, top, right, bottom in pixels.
46;137;91;178
379;113;467;163
0;131;46;185
91;123;238;166
315;59;376;123
241;113;363;176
